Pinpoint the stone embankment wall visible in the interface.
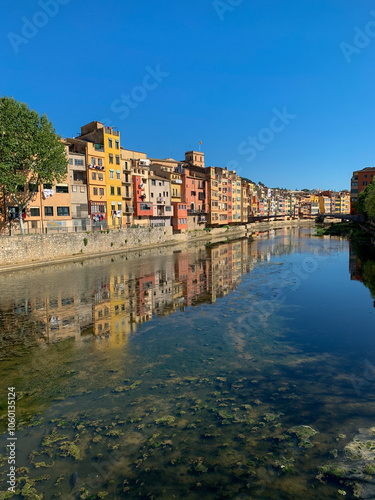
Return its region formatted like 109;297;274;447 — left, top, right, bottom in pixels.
0;219;314;269
0;226;174;267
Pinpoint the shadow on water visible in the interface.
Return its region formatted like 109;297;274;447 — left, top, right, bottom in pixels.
0;227;375;498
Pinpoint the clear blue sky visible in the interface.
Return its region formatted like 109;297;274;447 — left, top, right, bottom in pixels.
1;0;374;190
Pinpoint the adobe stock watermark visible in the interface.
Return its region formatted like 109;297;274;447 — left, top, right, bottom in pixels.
236;107;296;164
213;0;243;21
8;0;71;54
340;11;375;63
101;65;169;127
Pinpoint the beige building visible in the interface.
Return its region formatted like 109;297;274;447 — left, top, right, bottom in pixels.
68;151;89;227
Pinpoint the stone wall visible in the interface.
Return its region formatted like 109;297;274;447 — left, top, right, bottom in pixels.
0;219;315;269
0;226;173;266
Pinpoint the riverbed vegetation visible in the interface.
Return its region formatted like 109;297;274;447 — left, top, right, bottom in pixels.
314;222;370;241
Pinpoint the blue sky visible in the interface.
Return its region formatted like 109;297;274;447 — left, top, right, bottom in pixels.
1;0;374;190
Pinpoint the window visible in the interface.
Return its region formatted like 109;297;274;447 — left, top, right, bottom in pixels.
116;170;120;180
56;185;69;193
43;183;52;190
108;138;113;148
92;172;96;180
116;156;120;165
117;187;121;196
99;188;104;196
140;203;151;210
115;140;119;149
30;207;40;217
363;181;368;186
151;180;156;186
111;187;115;196
91;157;96;165
110;170;114;179
57;207;70;216
118;202;122;211
69;159;73;165
73;172;84;182
109;154;114;164
151;193;154;198
93;187;98;195
74;159;84;166
29;183;38;192
44;206;53;216
72;185;77;192
98;158;102;166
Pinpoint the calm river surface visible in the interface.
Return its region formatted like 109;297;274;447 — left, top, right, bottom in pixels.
1;227;375;499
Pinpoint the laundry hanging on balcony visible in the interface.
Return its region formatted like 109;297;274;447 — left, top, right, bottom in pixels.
43;188;55;199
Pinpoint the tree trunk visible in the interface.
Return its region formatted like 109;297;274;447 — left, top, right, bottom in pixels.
19;207;25;235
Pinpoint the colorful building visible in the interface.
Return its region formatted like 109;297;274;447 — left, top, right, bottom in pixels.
78;122;122;228
351;167;375;213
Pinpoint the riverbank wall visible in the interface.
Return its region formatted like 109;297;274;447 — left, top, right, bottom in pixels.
0;219;315;271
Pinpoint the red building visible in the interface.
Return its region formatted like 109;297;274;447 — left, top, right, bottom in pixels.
182;165;208;228
351;167;375;214
172;202;188;232
258;199;265;216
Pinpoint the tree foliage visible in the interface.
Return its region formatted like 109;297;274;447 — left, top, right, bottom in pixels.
354;180;375;219
0;96;67;231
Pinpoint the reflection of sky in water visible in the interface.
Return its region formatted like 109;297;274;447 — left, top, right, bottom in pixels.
0;228;374;499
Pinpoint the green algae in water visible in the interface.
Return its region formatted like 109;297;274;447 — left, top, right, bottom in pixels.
0;231;375;499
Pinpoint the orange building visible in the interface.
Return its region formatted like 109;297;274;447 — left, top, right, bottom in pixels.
4;142;73;234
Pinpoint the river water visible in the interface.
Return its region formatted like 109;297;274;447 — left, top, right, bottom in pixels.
0;227;375;499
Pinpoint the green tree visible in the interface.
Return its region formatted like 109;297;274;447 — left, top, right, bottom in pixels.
354;181;375;219
364;185;375;219
0;96;67;234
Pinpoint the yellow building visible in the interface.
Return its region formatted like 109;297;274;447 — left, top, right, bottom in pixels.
66;138;107;228
102;126;122;227
78;122;123;228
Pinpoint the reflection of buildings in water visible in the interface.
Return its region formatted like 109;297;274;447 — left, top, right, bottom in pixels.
34;294;92;343
348;242;375;305
210;239;247;302
93;280;111;337
349;243;362;283
5;229;343;349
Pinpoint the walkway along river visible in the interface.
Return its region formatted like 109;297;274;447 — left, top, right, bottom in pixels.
0;226;375;499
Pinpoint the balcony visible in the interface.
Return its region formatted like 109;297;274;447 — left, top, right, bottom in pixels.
187;208;207;215
156;196;164;203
